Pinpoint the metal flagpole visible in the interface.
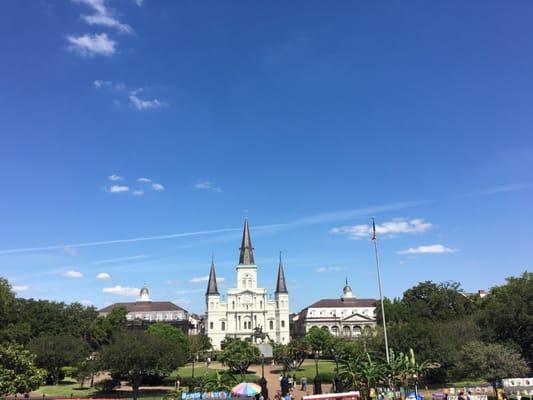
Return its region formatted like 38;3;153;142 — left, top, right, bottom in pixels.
372;217;390;363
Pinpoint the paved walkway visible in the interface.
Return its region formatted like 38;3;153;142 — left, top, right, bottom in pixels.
257;363;332;399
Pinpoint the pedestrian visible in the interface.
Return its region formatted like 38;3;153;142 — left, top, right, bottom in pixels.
288;375;293;391
293;374;297;389
301;376;307;391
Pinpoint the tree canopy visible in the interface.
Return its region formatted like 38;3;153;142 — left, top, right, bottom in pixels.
100;330;185;400
0;343;45;396
219;338;260;376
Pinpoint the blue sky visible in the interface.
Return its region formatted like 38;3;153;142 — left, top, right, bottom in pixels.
0;0;532;313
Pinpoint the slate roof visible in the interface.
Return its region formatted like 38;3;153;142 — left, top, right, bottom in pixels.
275;254;288;294
307;298;377;308
98;301;186;314
239;217;255;265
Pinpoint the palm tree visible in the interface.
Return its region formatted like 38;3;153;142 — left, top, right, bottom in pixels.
340;353;387;400
387;349;409;390
203;371;238;392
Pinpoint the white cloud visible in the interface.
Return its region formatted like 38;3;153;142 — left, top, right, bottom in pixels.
74;0;133;34
94;81;126;90
64;246;78;256
315;266;344;273
96;272;111;280
67;33;116;57
102;285;139;297
151;183;165;191
64;270;84;278
13;285;29;292
398;244;457;255
129;94;165;111
82;14;132;34
137;177;152;183
108;174;124;181
190;276;225;284
132;190;144;196
109;185;129;193
193;180;222;193
330;218;432;240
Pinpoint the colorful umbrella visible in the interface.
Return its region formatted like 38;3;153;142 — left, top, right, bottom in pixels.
231;382;262;397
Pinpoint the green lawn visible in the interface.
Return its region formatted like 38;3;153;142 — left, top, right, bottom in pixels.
170;362;260;383
36;378;98;398
271;359;337;382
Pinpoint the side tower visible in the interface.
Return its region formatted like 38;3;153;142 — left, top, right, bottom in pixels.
275;253;290;343
205;258;224;349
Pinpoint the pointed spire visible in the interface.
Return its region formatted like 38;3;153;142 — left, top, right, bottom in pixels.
206;257;219;295
238;215;255;265
276;251;288;294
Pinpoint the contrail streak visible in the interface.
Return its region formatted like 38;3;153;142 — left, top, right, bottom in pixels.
0;228;240;255
0;200;422;256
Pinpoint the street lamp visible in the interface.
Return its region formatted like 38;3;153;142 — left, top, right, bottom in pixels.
332;350;342;393
313;351;322;395
259;355;268;400
413;373;418;398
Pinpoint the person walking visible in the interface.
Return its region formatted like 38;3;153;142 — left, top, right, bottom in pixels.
301;376;307;391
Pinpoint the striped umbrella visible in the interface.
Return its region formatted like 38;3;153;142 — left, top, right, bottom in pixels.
231;382;262;397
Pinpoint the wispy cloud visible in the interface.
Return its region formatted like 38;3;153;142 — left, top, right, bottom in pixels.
90;255;147;265
74;0;133;34
102;285;139;297
108;174;124;181
63;270;84;278
193;180;222;193
67;33;116;57
330;218;431;240
64;246;78;256
315;266;344;273
129;93;166;111
132;190;144;196
0;201;421;255
93;80;126;90
96;272;111;280
398;244;457;255
190;276;225;284
109;185;129;193
468;183;533;197
13;285;29;292
137;177;152;183
151;183;164;191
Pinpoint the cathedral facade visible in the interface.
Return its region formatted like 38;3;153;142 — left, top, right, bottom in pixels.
205;217;290;350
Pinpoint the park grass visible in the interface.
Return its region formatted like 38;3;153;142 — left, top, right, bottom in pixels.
271;359;337;382
36;378;98;398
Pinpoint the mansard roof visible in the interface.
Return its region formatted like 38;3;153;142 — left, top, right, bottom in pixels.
238;216;255;265
98;301;186;314
308;298;377;308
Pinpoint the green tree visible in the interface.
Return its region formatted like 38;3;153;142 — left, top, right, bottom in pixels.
0;278;15;330
340;353;387;400
148;322;191;358
304;326;333;354
273;339;308;371
100;330;185;400
28;334;88;385
0;343;45;396
218;338;260;377
456;341;529;390
476;272;533;363
189;334;212;355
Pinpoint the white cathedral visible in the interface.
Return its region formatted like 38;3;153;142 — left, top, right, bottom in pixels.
205;217;290;350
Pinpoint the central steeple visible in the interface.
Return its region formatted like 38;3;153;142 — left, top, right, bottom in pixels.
238;216;255;265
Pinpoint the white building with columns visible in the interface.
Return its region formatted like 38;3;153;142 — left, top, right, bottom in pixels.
205;217;290;350
292;280;377;338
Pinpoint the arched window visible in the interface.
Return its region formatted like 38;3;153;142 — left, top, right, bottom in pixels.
260;300;263;308
269;320;274;330
221;321;226;331
343;326;351;337
331;326;339;336
353;326;362;337
281;320;285;328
